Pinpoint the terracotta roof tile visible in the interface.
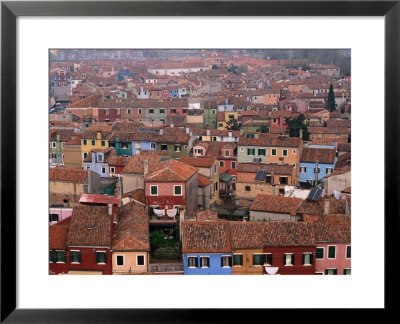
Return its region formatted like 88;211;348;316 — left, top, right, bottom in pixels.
179;157;216;168
198;173;212;187
250;194;302;214
300;147;336;164
49;168;88;183
122;151;167;174
238;133;301;148
49;225;69;250
145;159;198;182
314;214;351;242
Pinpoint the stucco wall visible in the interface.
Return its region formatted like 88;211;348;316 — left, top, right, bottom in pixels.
314;243;351;275
183;253;233;275
122;173;144;194
112;251;149;274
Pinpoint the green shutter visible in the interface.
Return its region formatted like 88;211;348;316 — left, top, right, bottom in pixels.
195;257;198;268
59;251;66;263
104;253;107;264
221;256;224;267
96;252;99;263
70;251;74;262
292;254;294;265
229;256;232;267
283;254;286;265
49;250;56;263
78;252;81;263
302;254;305;265
310;254;313;265
334;269;337;275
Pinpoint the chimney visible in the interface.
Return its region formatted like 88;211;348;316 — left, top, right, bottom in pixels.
87;170;92;194
324;199;330;215
117;177;123;207
143;160;149;176
314;160;319;186
107;202;113;217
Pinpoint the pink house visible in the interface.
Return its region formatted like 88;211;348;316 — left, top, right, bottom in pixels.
49;207;73;225
314;215;351;275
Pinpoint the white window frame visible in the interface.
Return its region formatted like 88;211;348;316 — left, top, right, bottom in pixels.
316;247;325;259
240;147;244;152
293;150;297;154
174;144;182;152
173;185;183;196
86;166;91;170
150;142;156;149
325;268;337;275
115;254;125;267
104;109;109;115
101;167;106;174
55;250;66;264
219;161;225;167
52;142;56;148
150;185;159;196
61;142;65;148
271;148;277;156
327;245;336;259
110;167;115;173
127;109;131;115
200;256;209;268
136;254;145;266
284;253;294;266
343;268;351;275
282;149;288;157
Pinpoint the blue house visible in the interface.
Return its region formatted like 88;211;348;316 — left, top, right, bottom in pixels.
299;147;337;185
83;148;116;178
169;88;180;98
182;221;232;275
117;69;133;81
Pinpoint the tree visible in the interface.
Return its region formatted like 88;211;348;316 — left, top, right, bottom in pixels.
259;125;269;133
327;84;336;112
285;114;310;141
212;64;219;70
225;119;240;130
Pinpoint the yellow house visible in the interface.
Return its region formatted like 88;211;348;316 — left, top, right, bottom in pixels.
217;111;239;130
112;201;150;275
81;130;111;162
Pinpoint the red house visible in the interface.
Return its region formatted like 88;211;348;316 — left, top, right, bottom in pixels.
66;205;115;275
262;222;316;275
144;159;199;224
49;217;71;275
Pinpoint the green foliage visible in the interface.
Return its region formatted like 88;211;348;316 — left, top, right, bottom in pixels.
259;125;269;133
327;84;336;112
285;114;310;141
154;247;181;259
225;119;240;130
227;64;238;75
212;64;219;70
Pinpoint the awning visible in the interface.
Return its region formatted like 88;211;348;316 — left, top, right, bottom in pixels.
220;173;233;182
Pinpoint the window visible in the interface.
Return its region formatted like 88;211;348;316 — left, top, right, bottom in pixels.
316;247;324;259
137;255;145;266
110;167;115;173
188;256;198;268
264;253;273;266
271;149;277;156
245;186;251;191
245;133;255;138
101;167;106;174
116;109;120;115
220;161;225;167
138;109;142;115
343;269;351;275
212;109;216;114
258;149;266;156
233;254;243;266
127;109;131;115
70;250;81;263
303;253;313;266
293;150;297;154
346;246;351;259
284;253;294;266
214;182;218;192
225;150;230;157
52;142;56;148
300;167;306;173
326;167;333;174
171;109;176;114
212;137;217;141
160;109;165;114
266;175;272;183
150;185;158;196
282;149;288;156
97;154;103;162
231;162;236;169
86;166;91;170
150;142;156;149
174;185;182;196
49;213;59;222
91;140;95;145
314;168;320;174
218;123;223;128
279;177;288;185
96;251;107;264
149;109;154;114
328;246;336;259
116;255;124;266
247;148;255;156
325;268;337;275
253;254;264;266
49;250;66;263
101;140;105;146
221;255;232;268
161;144;168;151
83;139;87;145
174;144;181;152
104;109;109;115
200;256;209;268
61;143;65;148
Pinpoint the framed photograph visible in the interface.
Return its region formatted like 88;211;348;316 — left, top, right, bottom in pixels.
1;0;398;321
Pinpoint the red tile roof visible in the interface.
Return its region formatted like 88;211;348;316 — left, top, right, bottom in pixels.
262;222;316;247
145;159;198;182
112;202;150;251
238;133;302;148
179;157;216;168
198;173;212;187
182;221;231;253
122;151;166;174
314;214;351;243
300;147;336;164
67;205;111;247
49;168;88;183
50;225;69;250
250;194;302;214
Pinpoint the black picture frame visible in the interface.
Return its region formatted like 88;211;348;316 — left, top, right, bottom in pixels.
1;0;398;322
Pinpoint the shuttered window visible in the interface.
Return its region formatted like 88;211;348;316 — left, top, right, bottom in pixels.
200;257;209;268
303;253;313;265
188;256;198;268
346;246;351;259
316;248;324;259
49;250;57;263
137;255;145;266
253;254;264;266
328;246;336;259
325;268;337;275
70;251;81;263
96;251;107;264
265;254;273;266
284;253;294;265
221;256;232;268
233;255;243;266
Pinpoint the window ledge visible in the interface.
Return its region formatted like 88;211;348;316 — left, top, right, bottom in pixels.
97;263;106;265
70;262;81;264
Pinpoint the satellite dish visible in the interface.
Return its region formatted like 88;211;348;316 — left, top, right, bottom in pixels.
265;267;279;275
